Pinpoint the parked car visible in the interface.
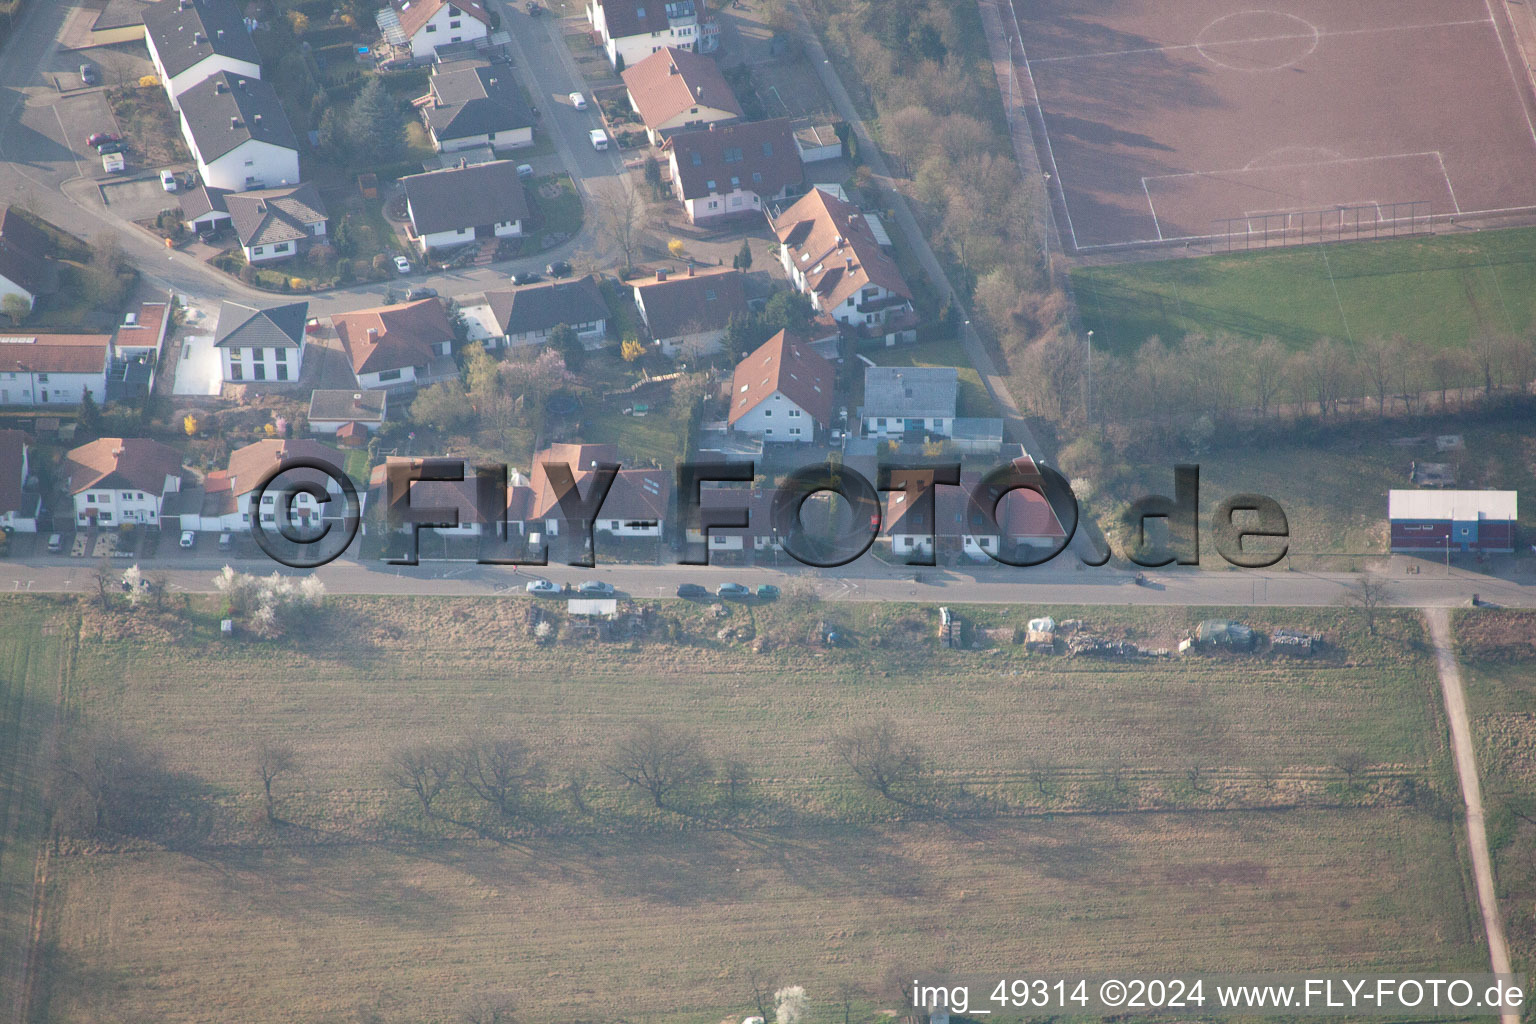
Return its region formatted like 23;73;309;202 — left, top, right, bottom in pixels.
576;580;614;596
516;162;535;179
86;131;119;148
716;582;751;599
525;579;562;596
527;1;544;13
529;105;540;120
393;255;412;274
79;64;98;86
568;91;587;110
46;533;63;553
755;584;780;600
159;170;178;192
406;286;437;301
676;583;708;599
96;139;126;154
509;270;541;285
179;530;196;549
218;532;234;552
545;259;572;278
588;128;609;151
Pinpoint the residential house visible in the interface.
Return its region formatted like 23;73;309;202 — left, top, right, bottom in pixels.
772;185;915;345
883;464;1066;562
862;366;956;439
178;71;300;192
108;297;176;403
378;0;491;61
622;46;741;144
224;184;328;263
663;118;802;225
143;0;260;110
367;457;527;540
332;298;458;391
0;207;62;314
524;442;670;544
686;485;781;556
0;334;110;407
631;265;744;357
402;161;527;254
0;430;40;532
213;300;308;383
87;0;155;47
476;275;608;349
207;438;353;533
1388;490;1518;554
61;437;184;528
423;61;535;153
309;389;388;437
586;0;700;69
727;329;834;442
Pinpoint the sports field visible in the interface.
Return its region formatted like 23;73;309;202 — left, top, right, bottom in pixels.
4;596;1488;1022
1073;226;1536;355
1012;0;1536;251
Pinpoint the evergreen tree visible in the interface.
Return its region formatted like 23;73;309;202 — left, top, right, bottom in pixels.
348;78;404;163
732;239;753;271
77;389;102;437
548;323;584;372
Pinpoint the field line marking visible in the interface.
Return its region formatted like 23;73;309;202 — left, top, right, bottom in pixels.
1424;608;1520;1024
1028;18;1494;64
1005;0;1080;251
1484;0;1536;148
1318;246;1354;343
1435;152;1462;214
1146;151;1444;182
1141;177;1164;240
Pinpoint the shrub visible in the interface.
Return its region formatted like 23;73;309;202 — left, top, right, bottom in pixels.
138;74;160;88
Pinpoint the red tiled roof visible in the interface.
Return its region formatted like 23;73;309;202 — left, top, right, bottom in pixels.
332;298;453;376
771;186;911;310
663;118;803;203
62;437;183;496
632;266;745;340
727;329;834;427
883;459;1067;540
113;300;172;352
622;47;741;130
394;0;490;41
0;334;111;375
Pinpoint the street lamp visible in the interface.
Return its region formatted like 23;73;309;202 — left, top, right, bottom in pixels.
1083;330;1094;423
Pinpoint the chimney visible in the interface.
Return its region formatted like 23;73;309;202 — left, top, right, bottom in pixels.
848;213;857;228
655;268;668;282
217;28;224;37
694;84;703;99
686;264;694;276
215;80;227;93
193;30;205;43
458;157;467;169
668;64;680;75
230;116;241;129
253;113;262;125
845;256;853;271
367;328;379;342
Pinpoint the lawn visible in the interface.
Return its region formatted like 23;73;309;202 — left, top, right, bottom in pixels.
14;596;1482;1022
106;83;190;169
869;338;993;418
1455;610;1536;983
1074;227;1536;356
526;172;583;246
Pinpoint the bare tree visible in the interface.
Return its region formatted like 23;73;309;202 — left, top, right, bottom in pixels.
1495;332;1536;395
461;994;516;1024
387;744;455;816
1429;349;1471;408
607;721;712;809
256;740;298;822
1344;573;1388;635
1025;757;1052;797
589;176;647;271
1334;750;1369;786
1470;331;1503;397
457;734;537;818
1356;336;1397;416
720;758;751;818
831;719;926;801
94;554;116;609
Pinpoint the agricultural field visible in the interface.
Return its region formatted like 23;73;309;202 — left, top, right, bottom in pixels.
1074;228;1536;357
1456;610;1536;981
6;595;1486;1021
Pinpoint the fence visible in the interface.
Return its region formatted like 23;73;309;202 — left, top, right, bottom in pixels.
1213;200;1433;251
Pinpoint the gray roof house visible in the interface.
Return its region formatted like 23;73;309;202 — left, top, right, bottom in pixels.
481;275;609;349
309;389;388;437
223;183;328;262
402;161;528;254
178;72;300;191
215;300;309;350
862;366;959;438
424;62;535;152
143;0;260;99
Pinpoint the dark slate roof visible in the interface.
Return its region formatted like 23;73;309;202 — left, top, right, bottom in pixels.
177;182;231;221
214;300;309;349
179;71;299;163
93;0;155;32
425;64;534;142
143;0;259;79
484;275;607;336
309;389;387;423
0;208;60;297
402;161;528;235
224;183;327;248
596;0;689;39
664;118;803;202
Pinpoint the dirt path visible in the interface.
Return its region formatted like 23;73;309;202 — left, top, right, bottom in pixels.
1424;607;1519;1024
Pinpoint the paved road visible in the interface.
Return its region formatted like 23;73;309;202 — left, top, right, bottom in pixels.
1425;608;1521;1024
0;0;619;319
7;549;1532;609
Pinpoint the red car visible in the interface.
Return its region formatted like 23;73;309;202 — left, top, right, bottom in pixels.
87;132;121;149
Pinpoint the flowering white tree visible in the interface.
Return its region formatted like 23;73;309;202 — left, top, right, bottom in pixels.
774;985;807;1024
214;567;327;638
120;565;146;608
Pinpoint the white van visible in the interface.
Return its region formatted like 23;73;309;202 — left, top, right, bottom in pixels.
516;163;534;179
588;129;609;151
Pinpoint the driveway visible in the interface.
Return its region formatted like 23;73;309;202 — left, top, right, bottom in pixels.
99;175;175;221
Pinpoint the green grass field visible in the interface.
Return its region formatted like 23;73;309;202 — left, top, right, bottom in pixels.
869;339;992;418
4;595;1488;1021
1074;228;1536;355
